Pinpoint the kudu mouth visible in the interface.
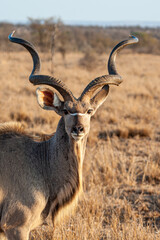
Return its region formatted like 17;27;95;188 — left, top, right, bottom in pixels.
71;133;85;141
71;125;85;141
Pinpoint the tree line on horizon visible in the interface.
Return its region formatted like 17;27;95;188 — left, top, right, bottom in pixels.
0;17;160;56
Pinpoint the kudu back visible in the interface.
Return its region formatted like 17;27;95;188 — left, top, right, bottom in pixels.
0;33;138;240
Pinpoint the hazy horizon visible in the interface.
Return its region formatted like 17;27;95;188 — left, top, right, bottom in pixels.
1;19;160;28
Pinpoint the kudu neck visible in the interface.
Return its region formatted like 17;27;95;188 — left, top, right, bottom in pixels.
55;117;87;162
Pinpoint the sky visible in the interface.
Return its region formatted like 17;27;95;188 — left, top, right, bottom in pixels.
0;0;160;25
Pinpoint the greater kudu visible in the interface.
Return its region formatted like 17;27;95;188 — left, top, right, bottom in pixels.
0;33;138;239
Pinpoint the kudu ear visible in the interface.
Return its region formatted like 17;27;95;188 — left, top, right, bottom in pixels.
90;85;109;112
36;87;64;115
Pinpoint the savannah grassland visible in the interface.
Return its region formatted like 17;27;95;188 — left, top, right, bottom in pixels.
0;43;160;239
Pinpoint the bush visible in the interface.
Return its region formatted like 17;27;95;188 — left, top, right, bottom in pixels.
79;49;98;70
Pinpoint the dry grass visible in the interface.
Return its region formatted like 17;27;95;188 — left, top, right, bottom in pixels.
0;50;160;239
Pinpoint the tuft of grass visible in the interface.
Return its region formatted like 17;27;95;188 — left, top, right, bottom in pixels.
98;126;152;140
10;112;31;123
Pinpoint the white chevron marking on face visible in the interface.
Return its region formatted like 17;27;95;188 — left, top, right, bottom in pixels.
69;113;86;116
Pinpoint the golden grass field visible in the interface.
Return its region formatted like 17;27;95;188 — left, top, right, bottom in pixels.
0;48;160;239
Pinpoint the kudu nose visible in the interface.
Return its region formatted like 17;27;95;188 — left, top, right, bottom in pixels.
72;125;84;135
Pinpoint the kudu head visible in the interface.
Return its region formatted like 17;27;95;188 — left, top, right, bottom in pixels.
9;32;138;141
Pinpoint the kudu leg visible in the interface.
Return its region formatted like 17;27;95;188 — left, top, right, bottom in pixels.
5;228;29;240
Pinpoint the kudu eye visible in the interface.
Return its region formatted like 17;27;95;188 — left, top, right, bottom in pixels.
63;109;69;115
87;109;93;114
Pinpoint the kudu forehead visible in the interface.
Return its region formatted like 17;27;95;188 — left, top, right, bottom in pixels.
64;101;90;113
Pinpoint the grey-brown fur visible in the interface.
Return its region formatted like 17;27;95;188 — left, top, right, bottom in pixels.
0;34;138;239
0;119;84;239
